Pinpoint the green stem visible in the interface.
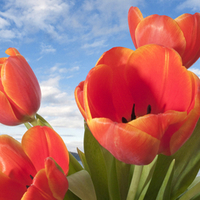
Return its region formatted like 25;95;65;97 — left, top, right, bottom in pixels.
126;165;143;200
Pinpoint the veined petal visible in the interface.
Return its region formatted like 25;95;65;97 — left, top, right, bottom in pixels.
22;169;56;200
125;44;194;115
5;47;20;56
175;13;200;68
45;157;68;200
135;14;186;56
0;92;22;125
1;49;41;116
0;135;36;186
128;6;143;48
74;81;86;120
87;117;160;165
165;73;200;155
0;171;26;200
22;126;69;175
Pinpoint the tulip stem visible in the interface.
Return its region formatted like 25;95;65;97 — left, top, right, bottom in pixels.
126;165;143;200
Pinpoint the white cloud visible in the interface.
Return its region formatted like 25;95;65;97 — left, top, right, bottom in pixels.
177;0;200;11
38;76;84;128
40;43;56;54
189;68;200;78
0;0;144;46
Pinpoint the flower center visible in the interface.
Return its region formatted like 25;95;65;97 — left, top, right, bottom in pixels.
26;175;34;189
122;104;151;123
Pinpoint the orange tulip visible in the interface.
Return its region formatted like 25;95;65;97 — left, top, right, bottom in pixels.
75;45;200;165
0;126;69;199
0;48;41;125
128;7;200;68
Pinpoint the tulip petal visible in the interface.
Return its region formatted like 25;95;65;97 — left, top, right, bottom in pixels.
0;171;26;200
0;91;22;125
135;14;186;56
22;126;69;174
128;6;143;48
75;81;86;120
87;117;160;165
165;73;200;155
84;47;135;123
1;48;41;116
45;157;68;200
125;44;194;115
175;13;200;68
22;169;56;200
0;135;36;186
5;47;21;56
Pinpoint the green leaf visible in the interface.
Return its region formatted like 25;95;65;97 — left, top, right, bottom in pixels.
84;123;109;200
136;156;158;199
68;152;83;176
155;159;175;200
77;148;91;173
64;190;81;200
67;170;97;200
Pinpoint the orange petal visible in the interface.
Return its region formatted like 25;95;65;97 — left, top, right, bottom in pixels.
0;91;22;125
5;47;21;56
22;126;69;175
126;44;194;115
175;13;200;68
1;51;41;116
135;14;186;56
84;47;134;123
87;117;160;165
22;169;56;200
128;6;143;48
166;73;200;155
0;171;26;200
45;158;68;200
0;135;36;186
74;81;86;120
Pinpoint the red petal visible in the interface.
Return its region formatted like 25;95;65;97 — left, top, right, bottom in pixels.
0;171;26;200
45;158;68;199
22;169;56;200
128;6;143;48
1;48;41;116
74;81;86;120
175;13;200;68
125;44;194;115
161;72;200;155
0;92;22;125
84;47;134;123
135;14;186;56
22;126;69;175
0;135;36;186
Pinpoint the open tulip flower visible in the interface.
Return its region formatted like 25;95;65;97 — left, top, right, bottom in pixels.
0;48;41;125
0;126;69;200
75;44;200;165
128;7;200;69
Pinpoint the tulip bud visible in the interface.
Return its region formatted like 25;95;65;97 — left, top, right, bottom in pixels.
0;48;41;125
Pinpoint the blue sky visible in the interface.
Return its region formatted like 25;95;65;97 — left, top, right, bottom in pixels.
0;0;199;152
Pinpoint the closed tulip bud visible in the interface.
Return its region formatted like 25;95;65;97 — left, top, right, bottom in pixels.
0;48;41;125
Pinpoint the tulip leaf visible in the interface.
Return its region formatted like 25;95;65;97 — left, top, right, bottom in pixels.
77;148;91;173
64;190;81;200
84;123;110;200
100;147;121;200
67;170;97;200
155;159;175;200
136;156;158;199
68;152;83;176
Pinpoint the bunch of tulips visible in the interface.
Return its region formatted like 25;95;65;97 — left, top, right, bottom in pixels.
0;6;200;200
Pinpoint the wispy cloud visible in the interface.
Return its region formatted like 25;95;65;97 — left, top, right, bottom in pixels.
38;75;83;129
177;0;200;11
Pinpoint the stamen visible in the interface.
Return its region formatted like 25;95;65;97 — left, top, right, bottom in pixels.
26;185;30;189
122;117;128;123
30;175;33;180
131;104;136;120
147;105;151;114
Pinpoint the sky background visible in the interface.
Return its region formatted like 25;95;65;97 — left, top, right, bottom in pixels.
0;0;199;152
